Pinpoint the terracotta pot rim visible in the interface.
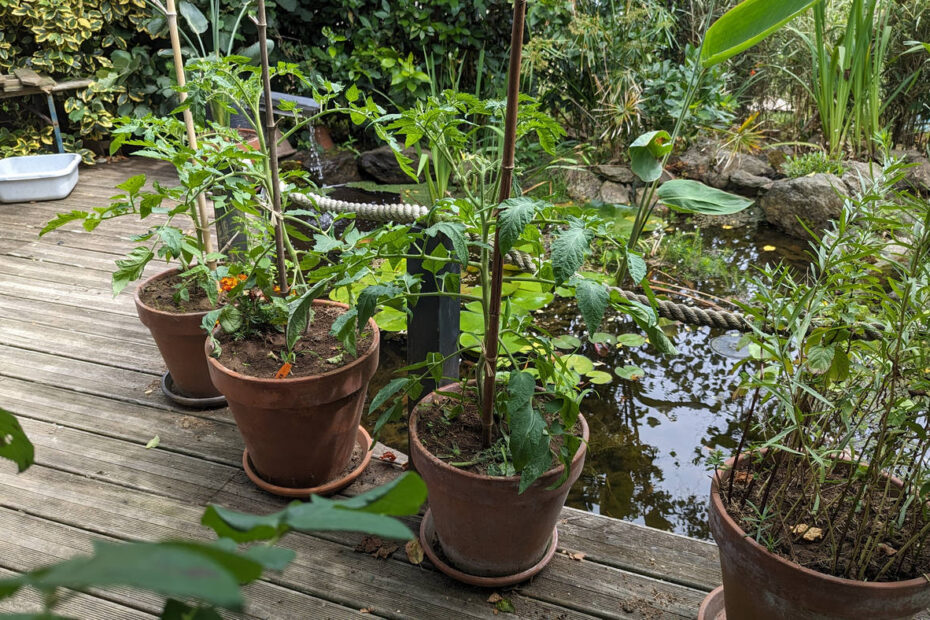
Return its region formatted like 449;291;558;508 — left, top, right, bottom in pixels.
711;453;928;590
206;299;380;383
409;384;590;486
134;267;218;319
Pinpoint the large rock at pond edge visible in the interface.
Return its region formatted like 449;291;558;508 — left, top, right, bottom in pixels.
599;181;631;205
359;146;422;185
728;169;773;195
901;151;930;194
563;168;602;202
321;149;361;185
841;160;880;195
760;173;847;239
595;164;636;184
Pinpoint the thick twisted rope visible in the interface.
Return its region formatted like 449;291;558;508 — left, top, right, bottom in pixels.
287;191;883;339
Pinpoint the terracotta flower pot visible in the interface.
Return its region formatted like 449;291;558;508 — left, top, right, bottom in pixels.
409;385;589;582
708;455;930;619
134;268;222;400
206;300;380;489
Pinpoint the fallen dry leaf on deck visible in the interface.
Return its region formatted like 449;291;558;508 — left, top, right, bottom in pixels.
487;593;502;604
405;539;424;565
355;536;399;559
145;435;160;449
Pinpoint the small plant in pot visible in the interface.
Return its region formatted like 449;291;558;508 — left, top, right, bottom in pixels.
197;2;387;497
333;6;689;586
39;115;256;405
705;155;930;619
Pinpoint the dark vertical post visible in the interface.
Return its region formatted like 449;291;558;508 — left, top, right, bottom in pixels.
406;225;461;399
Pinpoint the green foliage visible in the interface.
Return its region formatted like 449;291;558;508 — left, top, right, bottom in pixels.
700;0;823;67
0;448;426;618
729;156;930;581
782;151;847;178
653;229;737;286
656;180;754;215
0;0;165;143
0;407;33;473
277;0;518;109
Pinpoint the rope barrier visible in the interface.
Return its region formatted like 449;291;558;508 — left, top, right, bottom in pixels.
287;190;884;340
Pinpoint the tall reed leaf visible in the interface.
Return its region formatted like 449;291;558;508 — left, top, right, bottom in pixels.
701;0;822;67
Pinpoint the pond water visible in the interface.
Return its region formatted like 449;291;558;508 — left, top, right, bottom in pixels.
361;219;811;540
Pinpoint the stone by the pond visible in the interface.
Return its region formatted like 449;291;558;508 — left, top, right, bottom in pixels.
841;160;879;195
599;180;631;205
760;173;846;239
359;145;422;185
320;149;361;185
728;169;773;195
901;150;930;194
595;164;636;184
563;167;602;202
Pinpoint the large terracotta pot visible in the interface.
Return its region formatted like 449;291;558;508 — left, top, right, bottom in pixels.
709;455;930;619
206;300;379;489
134;268;222;399
410;385;588;580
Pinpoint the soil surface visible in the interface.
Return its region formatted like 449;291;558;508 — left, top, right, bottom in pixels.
417;388;576;477
216;305;375;379
724;458;930;582
139;271;216;313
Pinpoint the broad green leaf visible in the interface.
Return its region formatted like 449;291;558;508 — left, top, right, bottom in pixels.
616;333;647;347
368;377;410;415
807;344;835;374
32;541;252;609
575;279;609;335
201;505;285;544
240;545;296;571
551;219;592;285
616;365;646;381
497;197;543;255
218;305;242;335
626;250;648;284
587;370;614;385
656;180;753;215
507;372;550;493
629;131;672;183
161;599;223;620
701;0;821;67
425;222;468;265
330;307;359;357
0;407;33;473
287;278;333;353
357;284;401;329
178;1;208;34
116;174;146;194
157;227;184;257
562;354;594;375
112;247;154;296
374;306;406;331
40;210;88;236
552;335;582;350
335;471;427;516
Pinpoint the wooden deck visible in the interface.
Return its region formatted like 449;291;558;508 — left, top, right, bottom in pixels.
0;159;724;619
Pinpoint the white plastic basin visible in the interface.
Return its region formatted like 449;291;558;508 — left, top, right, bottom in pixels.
0;153;81;203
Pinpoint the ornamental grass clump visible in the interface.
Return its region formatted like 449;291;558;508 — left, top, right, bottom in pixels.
720;155;930;581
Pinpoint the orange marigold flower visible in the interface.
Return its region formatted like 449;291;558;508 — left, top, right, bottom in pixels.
238;273;247;281
219;276;238;292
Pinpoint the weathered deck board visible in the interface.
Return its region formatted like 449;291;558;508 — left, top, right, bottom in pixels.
0;159;734;619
